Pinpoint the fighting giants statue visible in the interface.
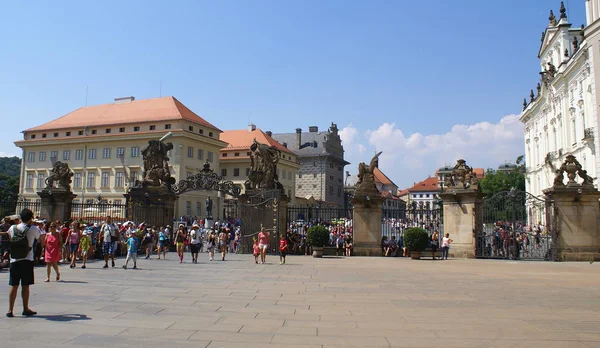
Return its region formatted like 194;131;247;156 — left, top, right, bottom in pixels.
355;152;382;195
141;135;176;188
546;153;595;188
45;161;74;191
244;139;284;193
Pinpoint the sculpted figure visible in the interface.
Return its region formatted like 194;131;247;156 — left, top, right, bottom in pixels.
245;139;281;190
357;152;382;185
45;161;74;191
141;139;175;187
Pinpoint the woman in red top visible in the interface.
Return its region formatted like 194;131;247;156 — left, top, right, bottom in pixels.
257;227;269;264
44;222;62;282
279;234;288;265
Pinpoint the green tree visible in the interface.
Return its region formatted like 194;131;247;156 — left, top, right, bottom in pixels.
0;157;21;202
478;156;526;198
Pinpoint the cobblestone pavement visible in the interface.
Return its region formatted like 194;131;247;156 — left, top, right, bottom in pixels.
1;253;599;348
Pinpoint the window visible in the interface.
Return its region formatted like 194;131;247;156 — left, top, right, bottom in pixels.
298;174;302;179
282;170;286;179
117;147;125;158
329;185;333;195
330;163;334;169
165;124;172;130
130;171;138;183
426;194;430;198
234;152;239;157
101;172;109;187
186;201;192;216
131;146;140;157
89;149;97;159
337;188;342;197
26;174;33;188
313;174;317;178
222;153;228;157
30;134;36;139
329;175;334;180
197;149;204;160
73;173;81;188
66;131;71;136
221;168;227;177
63;150;70;161
189;126;194;131
419;194;423;198
208;132;213;137
199;129;204;135
105;128;111;134
87;173;95;188
313;184;317;188
114;199;122;205
50;151;58;159
298;185;302;189
115;172;124;187
90;130;96;135
39;152;46;162
149;125;156;131
27;152;35;162
233;168;240;177
133;126;140;132
246;168;250;176
103;148;111;159
78;130;83;136
413;194;416;198
208;151;213;162
187;172;193;178
54;132;59;137
187;147;194;158
42;133;47;138
37;174;45;189
119;127;125;133
246;152;251;156
76;150;83;160
196;202;202;216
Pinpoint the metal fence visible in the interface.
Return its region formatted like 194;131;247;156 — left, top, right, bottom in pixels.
381;208;443;244
0;200;43;219
70;202;128;225
286;206;353;233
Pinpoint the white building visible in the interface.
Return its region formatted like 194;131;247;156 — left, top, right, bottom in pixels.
521;1;600;205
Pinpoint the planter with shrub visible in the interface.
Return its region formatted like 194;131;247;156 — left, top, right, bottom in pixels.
307;225;329;258
403;227;429;259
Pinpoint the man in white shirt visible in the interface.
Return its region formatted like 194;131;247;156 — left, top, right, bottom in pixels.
5;208;40;318
100;216;117;268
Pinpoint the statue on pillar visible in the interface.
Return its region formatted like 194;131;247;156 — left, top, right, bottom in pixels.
141;137;175;188
244;139;284;193
45;161;74;191
354;152;382;196
206;196;213;219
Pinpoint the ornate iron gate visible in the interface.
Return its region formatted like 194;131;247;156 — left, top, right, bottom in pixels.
239;190;280;254
476;190;556;260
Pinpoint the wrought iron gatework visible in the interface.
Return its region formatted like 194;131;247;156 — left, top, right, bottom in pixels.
381;207;443;244
476;190;555;260
170;161;241;197
238;190;280;254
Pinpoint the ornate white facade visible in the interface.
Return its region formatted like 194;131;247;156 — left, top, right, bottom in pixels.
521;2;600;207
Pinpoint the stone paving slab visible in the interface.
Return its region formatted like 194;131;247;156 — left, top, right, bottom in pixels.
0;254;599;348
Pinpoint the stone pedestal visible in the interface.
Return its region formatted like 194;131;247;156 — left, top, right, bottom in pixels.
544;186;600;261
37;188;77;223
351;194;384;256
204;219;214;229
124;186;177;228
439;189;484;258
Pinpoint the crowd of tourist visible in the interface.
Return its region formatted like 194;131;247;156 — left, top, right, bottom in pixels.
479;221;549;260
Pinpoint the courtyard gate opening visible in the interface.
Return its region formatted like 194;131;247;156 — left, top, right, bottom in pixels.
476;190;556;260
238;189;281;254
381;207;444;243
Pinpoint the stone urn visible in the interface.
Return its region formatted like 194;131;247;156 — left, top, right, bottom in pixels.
565;161;578;185
312;247;324;258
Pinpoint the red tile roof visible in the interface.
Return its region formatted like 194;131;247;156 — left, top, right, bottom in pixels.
373;167;396;187
220;128;295;155
397;189;410;197
25;96;220;132
407;176;440;193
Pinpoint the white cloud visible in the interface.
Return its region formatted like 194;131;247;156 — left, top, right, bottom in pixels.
342;115;524;189
0;152;18;158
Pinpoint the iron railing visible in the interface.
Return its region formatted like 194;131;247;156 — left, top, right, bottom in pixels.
70;202;127;224
381;208;443;243
0;200;43;219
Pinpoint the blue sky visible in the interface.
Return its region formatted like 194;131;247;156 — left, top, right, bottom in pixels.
0;0;587;188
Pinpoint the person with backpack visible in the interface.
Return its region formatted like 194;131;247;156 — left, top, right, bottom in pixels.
5;208;40;318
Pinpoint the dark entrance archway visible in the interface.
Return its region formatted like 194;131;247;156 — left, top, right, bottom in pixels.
476;190;556;260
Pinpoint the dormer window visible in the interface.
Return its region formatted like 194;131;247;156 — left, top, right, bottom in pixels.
119;127;125;133
78;131;83;136
149;125;156;130
165;124;172;130
189;126;194;132
134;126;140;132
91;130;97;135
199;129;204;135
208;132;213;137
31;134;36;139
66;131;71;136
105;128;111;134
223;153;228;157
53;132;59;137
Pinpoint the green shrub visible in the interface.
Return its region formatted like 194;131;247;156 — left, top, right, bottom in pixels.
307;225;329;247
403;227;429;252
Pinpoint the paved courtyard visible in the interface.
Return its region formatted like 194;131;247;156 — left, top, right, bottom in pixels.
0;253;599;348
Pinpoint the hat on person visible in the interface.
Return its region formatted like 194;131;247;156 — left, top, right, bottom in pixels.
9;214;20;221
82;230;89;236
192;223;200;229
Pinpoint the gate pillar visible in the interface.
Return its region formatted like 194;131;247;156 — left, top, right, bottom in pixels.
37;188;77;223
352;194;385;256
544;188;600;261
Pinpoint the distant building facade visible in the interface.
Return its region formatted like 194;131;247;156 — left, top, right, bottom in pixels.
14;96;227;220
271;124;349;207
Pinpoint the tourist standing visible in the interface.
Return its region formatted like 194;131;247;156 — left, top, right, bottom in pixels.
43;222;61;282
79;230;90;269
122;232;138;270
141;227;154;259
189;224;202;264
441;233;453;260
174;224;187;263
68;222;81;268
279;234;288;265
100;216;117;268
431;231;440;260
252;238;260;264
218;228;228;261
6;208;40;318
206;230;217;261
157;227;168;259
258;227;269;264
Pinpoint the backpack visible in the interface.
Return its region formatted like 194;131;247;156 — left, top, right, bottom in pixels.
9;225;31;259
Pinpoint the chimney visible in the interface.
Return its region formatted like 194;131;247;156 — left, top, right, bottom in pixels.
308;126;318;132
296;128;302;149
283;142;287;148
114;96;135;104
248;124;256;132
265;131;272;137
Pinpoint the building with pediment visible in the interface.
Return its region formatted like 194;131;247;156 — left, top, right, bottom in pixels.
520;1;600;206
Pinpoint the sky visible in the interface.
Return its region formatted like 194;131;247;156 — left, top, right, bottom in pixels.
0;0;587;189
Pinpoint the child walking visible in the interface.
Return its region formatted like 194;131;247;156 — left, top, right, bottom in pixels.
252;238;260;264
123;232;139;269
79;230;91;269
279;234;289;265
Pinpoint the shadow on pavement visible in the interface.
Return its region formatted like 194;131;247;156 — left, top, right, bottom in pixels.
29;314;91;322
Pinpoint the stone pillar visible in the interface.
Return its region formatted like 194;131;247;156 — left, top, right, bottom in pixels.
124;186;177;228
439;190;484;258
278;196;290;239
544;187;600;261
37;188;77;223
351;194;385;256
